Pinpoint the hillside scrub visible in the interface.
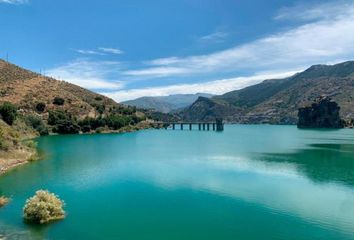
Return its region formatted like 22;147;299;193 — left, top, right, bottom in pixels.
23;190;65;224
24;115;49;136
48;110;80;134
35;102;46;113
0;102;17;125
53;97;65;106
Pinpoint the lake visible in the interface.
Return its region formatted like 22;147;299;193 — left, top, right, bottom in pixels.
1;125;354;239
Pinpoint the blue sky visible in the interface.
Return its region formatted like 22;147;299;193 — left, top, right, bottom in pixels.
1;0;354;101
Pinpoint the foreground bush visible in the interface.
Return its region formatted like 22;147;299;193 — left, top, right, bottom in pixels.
23;190;65;224
0;196;9;208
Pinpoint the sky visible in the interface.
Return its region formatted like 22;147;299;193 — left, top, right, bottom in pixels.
1;0;354;102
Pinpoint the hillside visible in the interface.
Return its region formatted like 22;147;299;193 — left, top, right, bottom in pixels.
122;93;213;113
0;59;129;120
0;59;156;173
180;61;354;124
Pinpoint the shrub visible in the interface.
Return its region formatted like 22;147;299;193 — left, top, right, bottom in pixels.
94;96;103;101
53;97;65;106
0;102;17;125
53;119;80;134
25;115;49;136
35;102;46;113
81;125;91;133
48;110;80;134
95;127;105;133
106;115;131;130
0;196;9;208
23;190;65;224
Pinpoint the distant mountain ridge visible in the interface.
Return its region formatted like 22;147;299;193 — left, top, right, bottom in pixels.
180;61;354;124
122;93;214;113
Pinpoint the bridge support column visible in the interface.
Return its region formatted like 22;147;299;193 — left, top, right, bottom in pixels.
198;123;201;130
203;123;206;130
172;123;175;130
207;123;210;131
213;123;216;131
189;123;192;130
181;123;183;130
216;118;224;131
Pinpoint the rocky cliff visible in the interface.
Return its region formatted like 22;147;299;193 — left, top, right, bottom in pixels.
297;96;344;128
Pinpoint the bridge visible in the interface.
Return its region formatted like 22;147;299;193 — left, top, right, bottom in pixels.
157;118;224;131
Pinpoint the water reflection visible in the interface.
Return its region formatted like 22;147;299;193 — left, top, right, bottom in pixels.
257;143;354;187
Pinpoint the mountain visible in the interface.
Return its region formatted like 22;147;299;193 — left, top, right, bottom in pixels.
180;61;354;124
122;93;214;113
0;59;123;119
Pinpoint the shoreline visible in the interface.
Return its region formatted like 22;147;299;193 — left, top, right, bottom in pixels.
0;158;30;176
0;122;162;176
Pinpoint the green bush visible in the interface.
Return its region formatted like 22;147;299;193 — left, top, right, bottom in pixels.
48;110;80;134
53;119;80;134
23;190;65;224
53;97;65;106
25;115;49;135
95;127;105;133
0;102;17;125
35;102;46;113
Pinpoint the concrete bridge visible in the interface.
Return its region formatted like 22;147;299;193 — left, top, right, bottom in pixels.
159;118;224;131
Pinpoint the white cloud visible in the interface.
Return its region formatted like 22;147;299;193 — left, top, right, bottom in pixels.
0;0;28;4
46;59;124;90
199;31;229;43
102;70;300;102
74;47;123;56
123;2;354;79
98;47;124;55
74;49;106;56
274;1;353;21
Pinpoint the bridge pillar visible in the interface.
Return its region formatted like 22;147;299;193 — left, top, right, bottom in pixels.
203;123;206;130
216;118;224;131
181;123;183;130
212;123;216;131
189;123;192;130
172;123;175;130
207;123;210;131
198;123;201;130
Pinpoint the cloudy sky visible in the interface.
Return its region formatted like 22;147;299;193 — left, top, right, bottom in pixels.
1;0;354;101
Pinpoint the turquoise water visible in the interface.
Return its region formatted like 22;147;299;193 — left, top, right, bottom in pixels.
1;125;354;239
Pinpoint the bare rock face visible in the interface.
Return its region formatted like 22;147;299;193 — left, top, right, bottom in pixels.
297;96;344;128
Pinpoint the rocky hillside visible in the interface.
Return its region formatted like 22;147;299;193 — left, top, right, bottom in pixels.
122;93;213;113
181;61;354;124
0;59;129;120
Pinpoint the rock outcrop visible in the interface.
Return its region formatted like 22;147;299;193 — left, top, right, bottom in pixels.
297;96;344;128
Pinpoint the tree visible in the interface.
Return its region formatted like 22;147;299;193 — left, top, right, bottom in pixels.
53;97;65;106
48;110;80;134
35;102;46;113
0;102;17;125
25;115;49;136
